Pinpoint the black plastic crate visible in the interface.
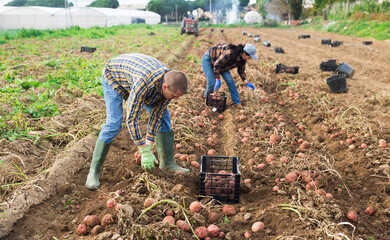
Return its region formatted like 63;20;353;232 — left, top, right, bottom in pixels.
321;39;331;45
276;63;299;74
200;155;240;204
320;59;339;72
274;47;285;53
298;34;311;39
330;41;343;47
206;92;226;113
362;41;372;45
81;46;96;53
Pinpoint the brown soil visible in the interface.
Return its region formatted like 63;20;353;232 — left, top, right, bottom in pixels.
1;26;389;240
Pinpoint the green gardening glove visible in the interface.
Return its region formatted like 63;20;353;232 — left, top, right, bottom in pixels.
138;145;158;171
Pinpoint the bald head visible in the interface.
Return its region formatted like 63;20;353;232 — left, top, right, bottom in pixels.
163;70;188;94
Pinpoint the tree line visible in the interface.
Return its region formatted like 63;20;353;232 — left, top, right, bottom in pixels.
5;0;119;8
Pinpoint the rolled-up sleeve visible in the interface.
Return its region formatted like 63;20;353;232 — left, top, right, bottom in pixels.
126;78;148;145
146;99;170;142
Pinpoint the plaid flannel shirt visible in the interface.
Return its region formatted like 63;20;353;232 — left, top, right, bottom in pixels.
103;53;170;145
208;44;247;81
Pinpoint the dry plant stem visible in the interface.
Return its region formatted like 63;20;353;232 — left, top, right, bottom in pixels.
0;152;25;167
136;199;200;240
319;154;353;198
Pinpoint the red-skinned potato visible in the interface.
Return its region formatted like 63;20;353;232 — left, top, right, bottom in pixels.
252;221;265;232
191;161;200;168
346;210;358;223
177;220;190;231
208;211;219;223
101;214;114;227
189;201;202;213
207;149;217;156
76;224;87;236
91;225;103;236
269;134;281;144
207;224;220;237
266;154;275;164
134;151;141;166
195;226;208;239
86;215;100;227
222;205;236;216
106;198;116;208
83;215;90;225
285;172;298;183
365;206;375;216
162;215;175;225
144;197;156;207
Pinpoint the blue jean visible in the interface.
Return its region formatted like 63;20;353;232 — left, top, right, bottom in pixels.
98;76;171;144
202;50;241;105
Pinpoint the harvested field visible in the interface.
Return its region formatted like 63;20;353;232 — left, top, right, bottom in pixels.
0;26;389;240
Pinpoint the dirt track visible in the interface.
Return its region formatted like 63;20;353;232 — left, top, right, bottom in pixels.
1;26;390;240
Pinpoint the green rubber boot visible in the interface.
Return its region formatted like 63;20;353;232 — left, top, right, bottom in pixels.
156;131;189;173
85;139;111;190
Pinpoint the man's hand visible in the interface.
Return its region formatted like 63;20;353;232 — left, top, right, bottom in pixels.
214;78;221;91
245;81;255;90
138;145;158;171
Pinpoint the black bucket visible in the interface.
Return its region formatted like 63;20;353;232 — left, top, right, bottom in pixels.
276;63;299;74
326;74;347;93
337;62;355;78
263;40;271;47
274;47;285;53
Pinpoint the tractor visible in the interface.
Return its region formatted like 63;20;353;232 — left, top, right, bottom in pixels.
181;17;199;37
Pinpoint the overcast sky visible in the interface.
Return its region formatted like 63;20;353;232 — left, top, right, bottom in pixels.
0;0;257;7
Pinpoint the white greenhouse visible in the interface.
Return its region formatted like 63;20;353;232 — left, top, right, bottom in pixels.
0;6;161;30
244;11;263;24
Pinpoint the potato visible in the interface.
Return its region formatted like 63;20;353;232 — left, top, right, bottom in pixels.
207;224;219;237
165;209;174;216
106;198;116;208
208;211;219;223
91;225;103;236
365;206;375;216
189;201;202;213
86;215;100;227
269;134;281;144
222;205;236;216
177;220;190;232
251;221;265;232
101;214;114;227
76;223;87;236
162;216;175;225
191;161;200;168
346;210;358;223
266;154;275;164
207;149;217;156
144;197;156;207
285;172;297;183
195;226;208;239
83;215;90;225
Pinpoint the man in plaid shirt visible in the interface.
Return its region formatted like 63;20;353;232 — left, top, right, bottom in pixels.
202;43;257;108
85;53;189;190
